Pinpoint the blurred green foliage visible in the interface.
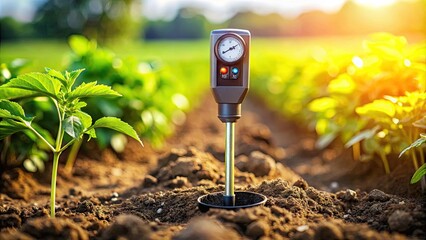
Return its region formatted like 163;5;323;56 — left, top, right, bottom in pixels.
67;35;207;147
251;33;425;174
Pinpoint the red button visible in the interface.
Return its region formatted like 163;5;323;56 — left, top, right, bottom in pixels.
220;67;228;74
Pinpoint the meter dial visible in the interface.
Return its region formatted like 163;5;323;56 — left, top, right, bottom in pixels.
215;34;245;63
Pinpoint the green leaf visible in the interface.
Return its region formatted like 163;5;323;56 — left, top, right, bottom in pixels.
399;136;426;158
345;126;380;148
89;117;143;146
68;82;121;101
411;164;426;184
0;99;32;121
0;87;37;100
63;116;84;139
46;68;66;85
0;120;28;139
308;97;338;112
73;111;92;129
1;72;61;98
356;99;396;118
67;69;85;88
327;74;355;95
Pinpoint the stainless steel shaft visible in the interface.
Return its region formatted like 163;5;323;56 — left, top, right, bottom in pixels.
225;122;235;199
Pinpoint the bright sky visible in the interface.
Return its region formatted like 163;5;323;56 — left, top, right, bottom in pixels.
0;0;403;23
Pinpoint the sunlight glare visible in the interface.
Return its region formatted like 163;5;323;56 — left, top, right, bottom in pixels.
352;56;364;68
354;0;398;8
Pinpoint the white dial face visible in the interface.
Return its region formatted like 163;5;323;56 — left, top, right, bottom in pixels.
217;36;244;63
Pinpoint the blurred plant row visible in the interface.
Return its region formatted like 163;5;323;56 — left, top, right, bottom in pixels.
0;35;208;174
251;33;425;179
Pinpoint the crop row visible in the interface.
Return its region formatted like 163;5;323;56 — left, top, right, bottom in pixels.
251;33;425;181
0;35;209;173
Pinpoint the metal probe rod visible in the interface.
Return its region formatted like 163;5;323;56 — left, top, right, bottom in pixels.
224;121;235;206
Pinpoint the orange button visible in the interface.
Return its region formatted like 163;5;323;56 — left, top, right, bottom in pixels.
220;67;228;74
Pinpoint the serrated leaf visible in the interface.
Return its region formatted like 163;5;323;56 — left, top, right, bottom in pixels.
1;72;61;98
411;164;426;184
0;120;28;139
0;87;37;100
68;82;121;101
74;101;87;110
0;99;32;121
46;68;66;85
88;117;143;146
67;69;85;88
63;116;84;139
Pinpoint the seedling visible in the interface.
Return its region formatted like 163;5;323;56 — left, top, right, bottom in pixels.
400;133;426;192
0;68;142;217
198;29;266;211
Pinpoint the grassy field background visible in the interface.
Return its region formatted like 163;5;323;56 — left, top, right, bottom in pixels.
0;37;368;72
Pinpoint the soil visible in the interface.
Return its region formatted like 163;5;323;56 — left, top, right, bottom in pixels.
0;96;425;240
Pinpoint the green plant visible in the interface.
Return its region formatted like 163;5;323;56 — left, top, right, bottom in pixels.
400;133;426;184
66;35;207;150
0;68;142;217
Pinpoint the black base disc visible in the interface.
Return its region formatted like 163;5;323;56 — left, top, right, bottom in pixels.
197;191;267;212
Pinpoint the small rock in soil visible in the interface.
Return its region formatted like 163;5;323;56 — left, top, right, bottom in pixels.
234;209;258;224
21;217;88;240
173;217;240;240
367;189;391;202
172;157;201;177
315;222;344;240
246;220;269;239
388;210;413;233
293;179;309;190
69;188;82;196
336;189;358;202
0;213;21;228
165;176;192;188
235;155;249;172
246;151;277;177
101;214;151;240
143;175;158;187
76;200;95;213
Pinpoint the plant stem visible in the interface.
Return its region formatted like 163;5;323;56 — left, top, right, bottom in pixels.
352;142;360;161
411;150;419;170
379;152;390;174
50;98;65;218
50;151;61;218
64;138;83;174
419;147;425;165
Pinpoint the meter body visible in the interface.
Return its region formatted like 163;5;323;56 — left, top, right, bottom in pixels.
211;29;250;123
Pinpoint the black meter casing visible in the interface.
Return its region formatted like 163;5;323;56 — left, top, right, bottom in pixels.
211;29;250;123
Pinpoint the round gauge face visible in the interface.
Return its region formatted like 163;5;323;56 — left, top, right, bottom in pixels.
216;35;245;63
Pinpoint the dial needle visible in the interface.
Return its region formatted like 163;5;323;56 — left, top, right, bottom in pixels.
222;44;238;54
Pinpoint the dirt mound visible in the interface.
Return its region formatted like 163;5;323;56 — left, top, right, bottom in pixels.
1;97;425;239
127;147;301;195
0;169;44;201
0;217;89;240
